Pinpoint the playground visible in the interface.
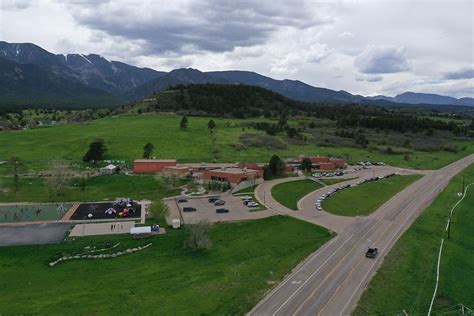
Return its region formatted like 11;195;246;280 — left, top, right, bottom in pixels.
70;199;142;221
0;203;72;223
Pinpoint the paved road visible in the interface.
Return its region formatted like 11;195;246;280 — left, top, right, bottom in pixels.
250;155;473;316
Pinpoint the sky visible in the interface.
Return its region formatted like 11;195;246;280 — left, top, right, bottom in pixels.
1;0;473;98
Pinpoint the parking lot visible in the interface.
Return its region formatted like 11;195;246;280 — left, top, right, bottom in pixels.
165;194;275;224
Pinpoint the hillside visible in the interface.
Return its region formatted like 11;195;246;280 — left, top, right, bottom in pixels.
0;57;119;110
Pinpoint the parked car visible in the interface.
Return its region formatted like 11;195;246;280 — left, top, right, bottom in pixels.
216;208;229;213
214;200;226;206
183;207;197;212
240;195;252;200
312;173;322;178
247;202;259;207
243;199;253;205
365;247;378;258
208;197;219;203
177;199;188;203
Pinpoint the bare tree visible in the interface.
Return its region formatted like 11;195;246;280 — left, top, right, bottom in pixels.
184;221;212;251
47;160;72;195
7;157;26;193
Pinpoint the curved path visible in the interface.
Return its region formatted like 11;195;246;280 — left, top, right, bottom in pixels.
250;155;473;316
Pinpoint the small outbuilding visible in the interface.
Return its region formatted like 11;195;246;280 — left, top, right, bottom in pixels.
130;226;152;238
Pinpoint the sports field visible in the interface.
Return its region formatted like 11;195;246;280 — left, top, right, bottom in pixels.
0;203;72;223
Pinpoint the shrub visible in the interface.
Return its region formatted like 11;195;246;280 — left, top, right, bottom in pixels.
184;221;212;252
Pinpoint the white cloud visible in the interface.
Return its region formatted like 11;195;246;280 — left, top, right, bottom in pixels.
1;0;473;97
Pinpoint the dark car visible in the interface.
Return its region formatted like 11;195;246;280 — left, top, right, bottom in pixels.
214;200;226;206
208;197;219;203
216;208;229;213
335;171;343;176
366;247;378;258
177;199;188;203
182;207;197;212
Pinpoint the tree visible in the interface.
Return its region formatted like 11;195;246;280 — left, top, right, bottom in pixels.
207;119;216;130
149;199;170;223
155;172;180;192
180;116;188;130
308;122;316;129
83;139;107;163
143;142;154;159
301;158;312;172
7;157;26;193
355;133;369;148
268;154;286;176
184;220;212;251
47;160;72;196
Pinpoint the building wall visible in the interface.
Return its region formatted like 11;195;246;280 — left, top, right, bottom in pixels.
202;169;263;184
329;159;346;169
311;156;330;163
133;160;177;173
318;163;337;170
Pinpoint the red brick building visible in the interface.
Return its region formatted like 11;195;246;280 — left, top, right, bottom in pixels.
310;156;330;164
202;167;263;185
318;162;337;170
329;158;346;169
133;159;177;173
162;165;191;177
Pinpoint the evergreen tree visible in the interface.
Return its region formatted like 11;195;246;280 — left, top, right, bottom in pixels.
83;139;107;163
301;158;312;172
143;142;154;159
207;119;216;130
180;116;188;130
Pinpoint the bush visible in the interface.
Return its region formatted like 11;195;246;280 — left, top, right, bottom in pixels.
184;221;212;252
149;200;170;223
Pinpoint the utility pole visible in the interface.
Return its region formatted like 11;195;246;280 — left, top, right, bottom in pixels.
447;213;451;240
462;175;465;193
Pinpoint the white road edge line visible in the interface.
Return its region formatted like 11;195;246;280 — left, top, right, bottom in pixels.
249;234;342;313
271;235;355;316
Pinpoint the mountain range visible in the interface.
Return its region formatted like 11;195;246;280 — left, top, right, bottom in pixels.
0;41;472;109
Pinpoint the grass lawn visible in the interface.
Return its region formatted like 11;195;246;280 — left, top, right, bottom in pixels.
0;216;332;315
0;114;472;174
0;174;180;203
320;177;358;186
271;179;323;210
233;185;258;195
322;174;422;216
355;164;474;315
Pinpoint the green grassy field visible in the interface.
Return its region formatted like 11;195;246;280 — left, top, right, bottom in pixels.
0;216;331;315
320;177;358;186
271;179;323;210
0;174;180;203
322;175;422;216
355;164;474;315
0;114;472;174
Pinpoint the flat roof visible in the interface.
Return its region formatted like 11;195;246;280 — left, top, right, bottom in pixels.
206;167;259;175
134;159;177;163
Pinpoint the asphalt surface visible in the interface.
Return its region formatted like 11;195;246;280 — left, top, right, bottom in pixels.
250;154;473;316
0;222;71;247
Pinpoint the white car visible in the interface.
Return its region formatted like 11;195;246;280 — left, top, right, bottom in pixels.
241;195;252;200
247;202;259;207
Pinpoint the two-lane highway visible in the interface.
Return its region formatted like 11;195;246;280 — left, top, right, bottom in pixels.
250;154;473;315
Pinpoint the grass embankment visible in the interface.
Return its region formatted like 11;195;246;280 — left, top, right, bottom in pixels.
0;174;180;203
320;177;357;186
271;179;322;210
0;216;331;315
0;114;472;174
355;164;474;314
233;185;258;195
322;174;422;216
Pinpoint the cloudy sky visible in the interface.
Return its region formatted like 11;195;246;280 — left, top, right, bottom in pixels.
1;0;473;97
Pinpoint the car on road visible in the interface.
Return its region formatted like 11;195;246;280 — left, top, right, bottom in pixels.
214;199;226;206
208;197;219;203
247;202;259;207
183;207;197;212
365;247;378;258
177;199;188;203
216;208;229;213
